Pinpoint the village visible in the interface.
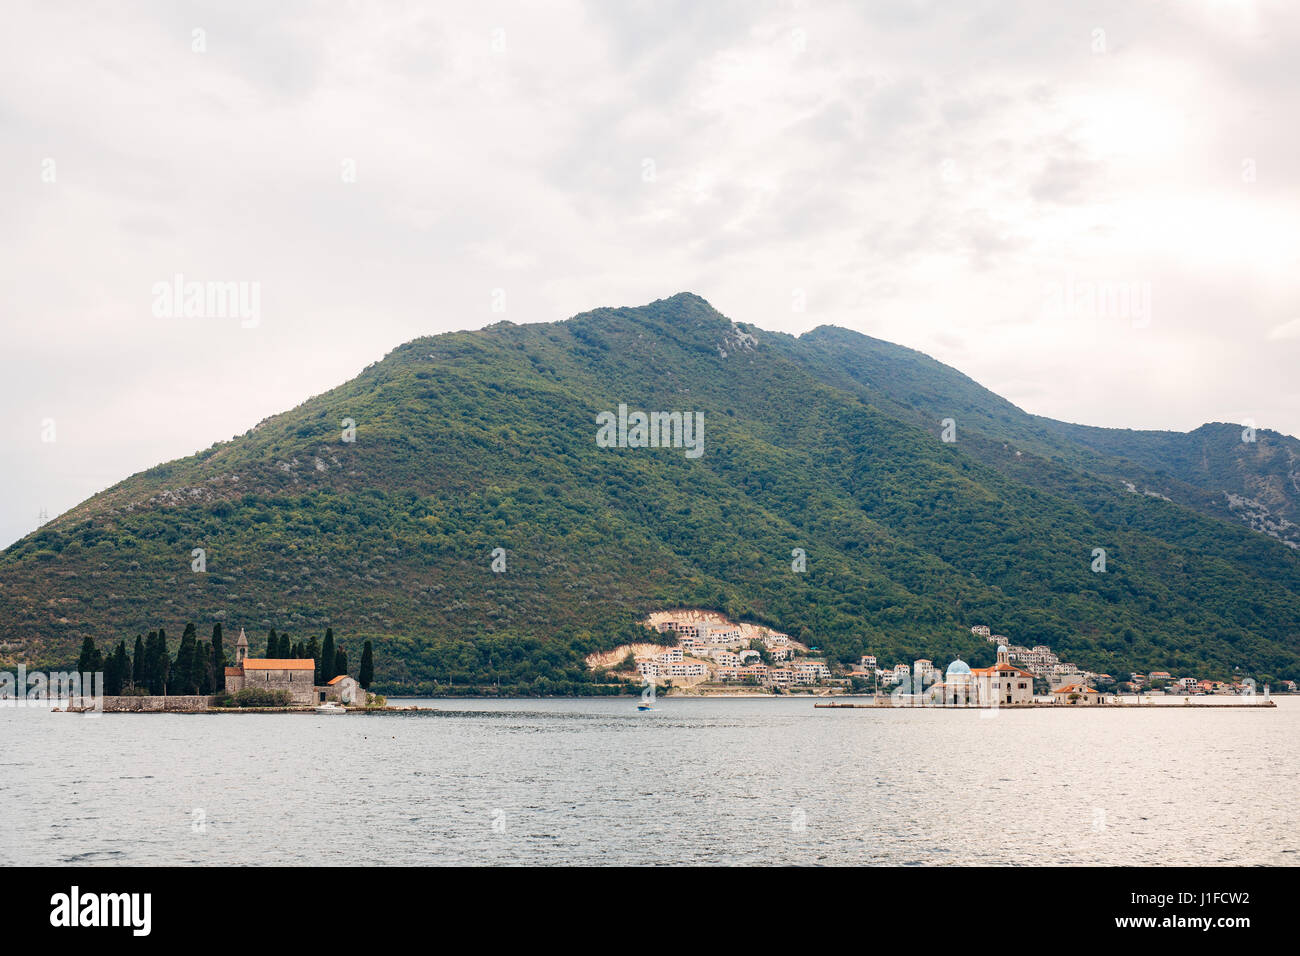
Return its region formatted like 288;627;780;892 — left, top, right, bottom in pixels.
588;613;1292;703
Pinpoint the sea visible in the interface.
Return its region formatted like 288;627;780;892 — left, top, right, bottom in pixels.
2;696;1295;865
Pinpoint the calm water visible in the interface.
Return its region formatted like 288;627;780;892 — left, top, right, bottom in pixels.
2;697;1296;865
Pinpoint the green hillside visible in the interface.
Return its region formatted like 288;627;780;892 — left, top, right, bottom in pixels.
2;293;1298;691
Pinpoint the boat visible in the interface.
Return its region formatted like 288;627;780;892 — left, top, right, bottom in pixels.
637;704;653;711
315;702;346;714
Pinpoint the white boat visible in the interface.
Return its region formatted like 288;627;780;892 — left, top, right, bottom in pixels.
315;702;346;714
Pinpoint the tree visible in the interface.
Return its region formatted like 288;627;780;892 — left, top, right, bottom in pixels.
76;636;102;676
149;629;170;694
175;623;198;695
320;629;336;683
359;641;374;689
108;641;129;696
210;623;225;690
192;640;212;694
335;647;348;679
278;633;292;658
307;636;321;682
266;628;278;657
131;634;145;691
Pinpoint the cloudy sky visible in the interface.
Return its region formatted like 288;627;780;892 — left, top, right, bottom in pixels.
2;0;1297;549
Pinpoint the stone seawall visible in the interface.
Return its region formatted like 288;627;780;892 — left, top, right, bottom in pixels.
93;695;215;712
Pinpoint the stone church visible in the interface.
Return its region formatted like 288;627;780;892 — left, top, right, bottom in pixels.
222;628;362;706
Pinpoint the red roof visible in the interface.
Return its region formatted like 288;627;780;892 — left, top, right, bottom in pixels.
326;675;351;685
242;658;315;671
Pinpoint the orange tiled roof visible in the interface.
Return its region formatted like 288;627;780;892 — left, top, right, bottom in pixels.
971;663;1034;678
224;666;242;677
242;658;315;671
326;675;349;685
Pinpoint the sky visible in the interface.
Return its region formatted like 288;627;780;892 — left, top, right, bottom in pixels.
2;0;1297;549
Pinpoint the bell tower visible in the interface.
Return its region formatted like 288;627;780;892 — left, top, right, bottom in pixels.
997;644;1009;666
235;628;249;664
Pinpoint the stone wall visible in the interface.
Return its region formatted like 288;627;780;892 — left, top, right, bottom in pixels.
92;695;215;713
238;669;316;705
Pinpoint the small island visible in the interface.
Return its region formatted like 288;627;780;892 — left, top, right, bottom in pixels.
56;624;386;713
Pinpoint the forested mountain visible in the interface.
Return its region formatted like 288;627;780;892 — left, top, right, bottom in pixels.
2;293;1297;690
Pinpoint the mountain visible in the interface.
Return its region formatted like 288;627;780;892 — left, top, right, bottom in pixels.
3;293;1298;690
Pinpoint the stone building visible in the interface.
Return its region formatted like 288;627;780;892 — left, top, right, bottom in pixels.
321;674;363;705
224;658;317;705
222;628;364;707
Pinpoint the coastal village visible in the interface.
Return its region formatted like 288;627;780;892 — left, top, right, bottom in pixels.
588;612;1290;703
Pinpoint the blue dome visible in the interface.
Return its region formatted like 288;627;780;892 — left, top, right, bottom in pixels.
946;659;971;678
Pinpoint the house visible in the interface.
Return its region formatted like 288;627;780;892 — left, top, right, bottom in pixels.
322;675;364;705
1052;683;1105;705
664;660;707;678
764;667;794;687
793;661;831;684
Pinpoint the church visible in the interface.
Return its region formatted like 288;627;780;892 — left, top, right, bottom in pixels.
222;628;364;706
926;645;1036;706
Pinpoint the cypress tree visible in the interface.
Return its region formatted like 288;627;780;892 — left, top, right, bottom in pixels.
192;640;211;694
175;624;197;695
278;634;292;658
359;640;374;689
76;636;100;676
335;647;348;679
151;628;170;694
306;636;321;682
142;631;157;693
266;628;278;657
102;642;117;695
320;629;336;683
131;634;145;691
210;623;224;689
109;641;129;695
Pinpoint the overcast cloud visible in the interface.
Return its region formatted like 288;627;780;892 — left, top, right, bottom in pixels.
2;0;1297;548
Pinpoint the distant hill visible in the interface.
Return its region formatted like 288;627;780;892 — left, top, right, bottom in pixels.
2;293;1297;690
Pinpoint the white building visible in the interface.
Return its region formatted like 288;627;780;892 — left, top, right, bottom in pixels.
927;646;1036;706
794;661;832;684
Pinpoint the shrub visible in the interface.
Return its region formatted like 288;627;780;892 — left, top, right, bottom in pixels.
213;688;294;708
